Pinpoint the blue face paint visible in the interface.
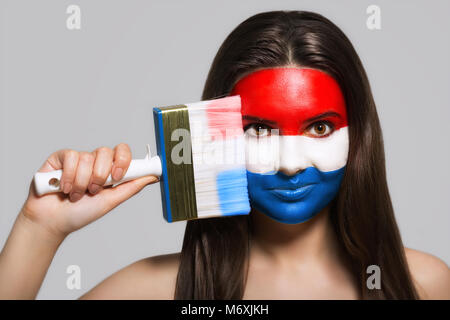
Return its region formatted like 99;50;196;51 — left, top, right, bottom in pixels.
247;166;345;224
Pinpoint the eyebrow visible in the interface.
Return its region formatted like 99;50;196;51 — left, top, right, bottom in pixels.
305;111;342;123
242;111;341;125
242;115;277;125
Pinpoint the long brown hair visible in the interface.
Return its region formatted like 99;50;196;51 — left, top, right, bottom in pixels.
174;10;419;299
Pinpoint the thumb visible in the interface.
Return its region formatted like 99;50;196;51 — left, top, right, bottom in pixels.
97;175;159;214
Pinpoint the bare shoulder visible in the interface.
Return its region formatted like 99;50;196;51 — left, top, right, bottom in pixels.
404;247;450;299
79;252;181;300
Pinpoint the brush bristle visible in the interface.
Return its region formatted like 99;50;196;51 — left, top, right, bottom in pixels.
187;95;250;218
153;95;250;222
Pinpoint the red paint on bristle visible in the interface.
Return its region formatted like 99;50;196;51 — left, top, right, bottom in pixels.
205;96;243;141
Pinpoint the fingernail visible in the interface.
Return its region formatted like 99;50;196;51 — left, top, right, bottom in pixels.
113;168;123;181
63;182;72;194
89;183;100;194
70;192;82;202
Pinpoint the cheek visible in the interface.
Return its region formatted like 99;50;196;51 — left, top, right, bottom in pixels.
245;127;349;173
298;127;349;172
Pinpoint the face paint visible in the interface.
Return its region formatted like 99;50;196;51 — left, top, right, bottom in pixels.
230;68;348;224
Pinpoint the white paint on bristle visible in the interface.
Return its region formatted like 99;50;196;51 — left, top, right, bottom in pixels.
186;96;249;218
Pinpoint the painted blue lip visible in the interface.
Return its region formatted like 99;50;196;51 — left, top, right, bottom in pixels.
269;184;315;201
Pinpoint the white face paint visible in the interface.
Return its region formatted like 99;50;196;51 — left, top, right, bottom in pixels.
245;126;349;174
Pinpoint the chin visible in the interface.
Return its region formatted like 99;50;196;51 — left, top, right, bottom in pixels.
253;202;321;225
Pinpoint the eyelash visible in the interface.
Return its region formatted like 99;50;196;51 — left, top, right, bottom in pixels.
244;121;335;138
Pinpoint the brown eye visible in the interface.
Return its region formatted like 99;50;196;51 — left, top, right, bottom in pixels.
314;123;326;135
255;124;268;136
306;121;333;137
244;123;272;137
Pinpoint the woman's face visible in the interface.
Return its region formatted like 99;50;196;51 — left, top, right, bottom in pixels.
231;67;349;224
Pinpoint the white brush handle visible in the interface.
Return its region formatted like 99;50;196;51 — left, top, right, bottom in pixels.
33;144;162;196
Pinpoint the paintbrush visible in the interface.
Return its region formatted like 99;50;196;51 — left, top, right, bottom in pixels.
33;95;251;222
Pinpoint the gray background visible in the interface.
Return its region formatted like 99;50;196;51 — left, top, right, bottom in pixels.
1;0;449;299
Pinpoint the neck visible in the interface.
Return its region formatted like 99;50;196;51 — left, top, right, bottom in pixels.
250;206;343;268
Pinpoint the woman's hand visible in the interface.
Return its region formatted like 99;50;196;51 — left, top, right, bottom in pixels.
21;143;158;241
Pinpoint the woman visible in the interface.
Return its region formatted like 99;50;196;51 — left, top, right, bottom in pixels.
0;10;448;300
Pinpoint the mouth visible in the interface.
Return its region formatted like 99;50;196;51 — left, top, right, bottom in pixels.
268;184;315;201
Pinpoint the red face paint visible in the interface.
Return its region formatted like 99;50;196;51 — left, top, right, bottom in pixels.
230;68;348;136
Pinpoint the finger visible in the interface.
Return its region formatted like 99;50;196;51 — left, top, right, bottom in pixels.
39;149;79;194
59;150;79;195
70;152;95;202
38;148;74;172
111;143;132;181
88;147;114;195
97;175;159;216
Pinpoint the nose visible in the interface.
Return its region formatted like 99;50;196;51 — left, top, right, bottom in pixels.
277;136;310;176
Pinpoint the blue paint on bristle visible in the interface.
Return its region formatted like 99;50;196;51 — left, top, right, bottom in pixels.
216;168;251;216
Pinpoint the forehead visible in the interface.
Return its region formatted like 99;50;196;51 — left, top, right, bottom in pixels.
230;68;347;122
